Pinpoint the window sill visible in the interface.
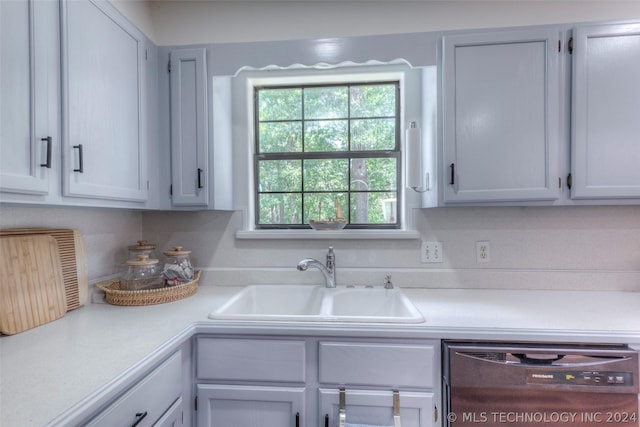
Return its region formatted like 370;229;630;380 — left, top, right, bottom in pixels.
235;229;421;240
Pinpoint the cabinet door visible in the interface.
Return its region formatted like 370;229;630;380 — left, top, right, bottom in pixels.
571;23;640;199
61;0;147;202
0;0;56;195
196;384;304;427
441;28;561;203
319;388;435;427
170;48;209;207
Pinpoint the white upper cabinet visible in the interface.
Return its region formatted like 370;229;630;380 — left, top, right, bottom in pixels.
61;0;148;202
441;28;561;204
570;23;640;199
169;48;209;207
0;0;58;195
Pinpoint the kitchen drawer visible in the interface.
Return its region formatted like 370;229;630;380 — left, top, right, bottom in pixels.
197;337;306;382
86;350;182;427
319;341;435;388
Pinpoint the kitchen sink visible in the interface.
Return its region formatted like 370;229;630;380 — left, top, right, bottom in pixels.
324;286;424;322
208;285;325;321
208;285;424;323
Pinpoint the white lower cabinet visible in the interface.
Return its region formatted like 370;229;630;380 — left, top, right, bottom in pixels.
318;341;438;427
196;384;305;426
195;336;440;427
196;337;307;426
319;388;434;427
155;397;185;427
87;351;184;427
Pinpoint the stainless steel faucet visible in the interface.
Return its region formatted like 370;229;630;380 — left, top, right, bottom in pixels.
297;246;336;288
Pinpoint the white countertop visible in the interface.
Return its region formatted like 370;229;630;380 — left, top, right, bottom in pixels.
1;283;639;427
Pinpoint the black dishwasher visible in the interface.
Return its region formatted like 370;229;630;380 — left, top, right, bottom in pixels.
443;342;639;426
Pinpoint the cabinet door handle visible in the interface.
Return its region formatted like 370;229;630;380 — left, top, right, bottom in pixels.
131;411;147;427
197;168;203;189
449;163;455;185
325;414;329;427
73;144;84;173
295;412;300;427
40;136;52;168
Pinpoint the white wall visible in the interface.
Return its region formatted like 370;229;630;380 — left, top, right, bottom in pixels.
0;206;142;280
141;206;640;291
109;0;156;41
146;1;640;45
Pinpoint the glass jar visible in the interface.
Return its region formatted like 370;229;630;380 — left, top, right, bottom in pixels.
127;240;157;261
162;246;194;286
121;255;163;290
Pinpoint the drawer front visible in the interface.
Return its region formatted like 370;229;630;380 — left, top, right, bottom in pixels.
197;337;306;382
87;351;183;427
319;341;435;388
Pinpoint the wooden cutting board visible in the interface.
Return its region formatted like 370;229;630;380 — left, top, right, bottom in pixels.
0;235;68;335
0;228;88;310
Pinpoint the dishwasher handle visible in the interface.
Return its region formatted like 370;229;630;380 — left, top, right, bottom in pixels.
512;353;565;365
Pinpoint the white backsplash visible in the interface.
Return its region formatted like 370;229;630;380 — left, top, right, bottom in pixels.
1;204;639;291
141;206;640;291
0;205;142;279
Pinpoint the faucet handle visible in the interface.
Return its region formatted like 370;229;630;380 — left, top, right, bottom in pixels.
384;274;394;289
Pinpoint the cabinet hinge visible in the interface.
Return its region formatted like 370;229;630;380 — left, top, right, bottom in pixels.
567;173;573;190
568;37;574;54
168;60;171;73
194;396;198;411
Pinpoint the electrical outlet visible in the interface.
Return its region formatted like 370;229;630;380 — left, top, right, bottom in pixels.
421;241;443;263
476;241;491;263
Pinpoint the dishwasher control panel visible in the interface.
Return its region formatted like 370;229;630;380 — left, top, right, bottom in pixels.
526;370;634;386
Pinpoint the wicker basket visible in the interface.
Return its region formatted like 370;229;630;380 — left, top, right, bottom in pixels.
96;270;200;306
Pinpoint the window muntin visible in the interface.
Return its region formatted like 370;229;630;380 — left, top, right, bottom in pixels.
255;81;400;229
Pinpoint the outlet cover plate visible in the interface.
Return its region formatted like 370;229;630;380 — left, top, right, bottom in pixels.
476;241;491;263
421;241;443;263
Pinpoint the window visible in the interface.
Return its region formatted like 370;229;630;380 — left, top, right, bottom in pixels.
254;81;400;229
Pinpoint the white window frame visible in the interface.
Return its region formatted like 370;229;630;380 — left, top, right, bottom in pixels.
231;63;424;239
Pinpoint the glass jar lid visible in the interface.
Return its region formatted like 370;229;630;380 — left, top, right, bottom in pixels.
163;246;191;257
126;254;159;267
128;240;156;251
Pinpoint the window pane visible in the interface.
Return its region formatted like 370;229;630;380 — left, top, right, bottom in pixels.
350;158;397;191
303;159;348;191
255;81;400;229
258;193;302;224
350;118;396;151
303;193;347;223
258;160;301;192
304;120;348;152
258;88;301;121
304;86;348;119
350;84;396;118
258;122;302;153
350;192;397;224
